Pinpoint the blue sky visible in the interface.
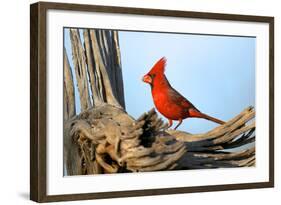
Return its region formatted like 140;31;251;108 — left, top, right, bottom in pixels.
64;29;255;134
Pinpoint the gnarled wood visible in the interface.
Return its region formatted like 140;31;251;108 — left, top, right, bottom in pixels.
85;29;125;108
63;47;76;120
70;29;92;111
64;104;255;175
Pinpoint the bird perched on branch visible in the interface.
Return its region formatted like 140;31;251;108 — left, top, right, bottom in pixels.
142;57;225;130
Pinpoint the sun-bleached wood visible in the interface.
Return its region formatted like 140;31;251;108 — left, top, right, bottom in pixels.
64;104;255;174
83;29;125;108
70;29;92;111
63;47;76;120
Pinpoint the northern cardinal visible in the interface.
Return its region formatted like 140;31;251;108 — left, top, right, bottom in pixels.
142;57;225;130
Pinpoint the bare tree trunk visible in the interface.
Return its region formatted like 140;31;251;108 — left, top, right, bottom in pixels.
63;47;80;175
64;28;255;176
70;29;92;111
83;29;125;108
63;47;75;120
64;28;127;175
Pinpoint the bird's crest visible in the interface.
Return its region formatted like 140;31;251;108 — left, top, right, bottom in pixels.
148;57;167;75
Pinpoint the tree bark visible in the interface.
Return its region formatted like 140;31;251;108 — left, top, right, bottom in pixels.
70;29;92;111
63;47;76;120
64;28;127;175
64;105;255;175
83;29;125;108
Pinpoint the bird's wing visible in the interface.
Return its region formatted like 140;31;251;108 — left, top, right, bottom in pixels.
167;87;200;112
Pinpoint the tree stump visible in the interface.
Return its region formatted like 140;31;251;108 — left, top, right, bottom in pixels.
64;104;255;175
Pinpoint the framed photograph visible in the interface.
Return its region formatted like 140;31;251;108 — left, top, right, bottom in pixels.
30;1;274;202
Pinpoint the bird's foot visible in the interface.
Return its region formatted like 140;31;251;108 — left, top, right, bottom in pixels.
174;119;183;130
167;119;173;130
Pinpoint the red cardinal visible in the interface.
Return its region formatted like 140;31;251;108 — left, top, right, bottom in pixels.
142;57;225;130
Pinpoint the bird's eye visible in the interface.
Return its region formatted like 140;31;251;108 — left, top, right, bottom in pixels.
150;74;156;79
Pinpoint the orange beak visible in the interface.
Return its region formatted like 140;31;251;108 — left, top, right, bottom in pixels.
142;75;152;84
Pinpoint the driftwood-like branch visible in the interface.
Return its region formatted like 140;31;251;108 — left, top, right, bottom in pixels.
168;107;255;169
63;47;76;120
83;29;125;108
64;104;255;175
64;28;127;174
70;29;92;111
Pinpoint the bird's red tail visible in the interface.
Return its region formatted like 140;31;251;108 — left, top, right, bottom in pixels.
199;113;225;125
189;108;224;125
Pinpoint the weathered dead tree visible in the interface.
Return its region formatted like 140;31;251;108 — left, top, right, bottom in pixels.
64;28;255;175
65;105;255;174
63;47;76;120
70;29;92;111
